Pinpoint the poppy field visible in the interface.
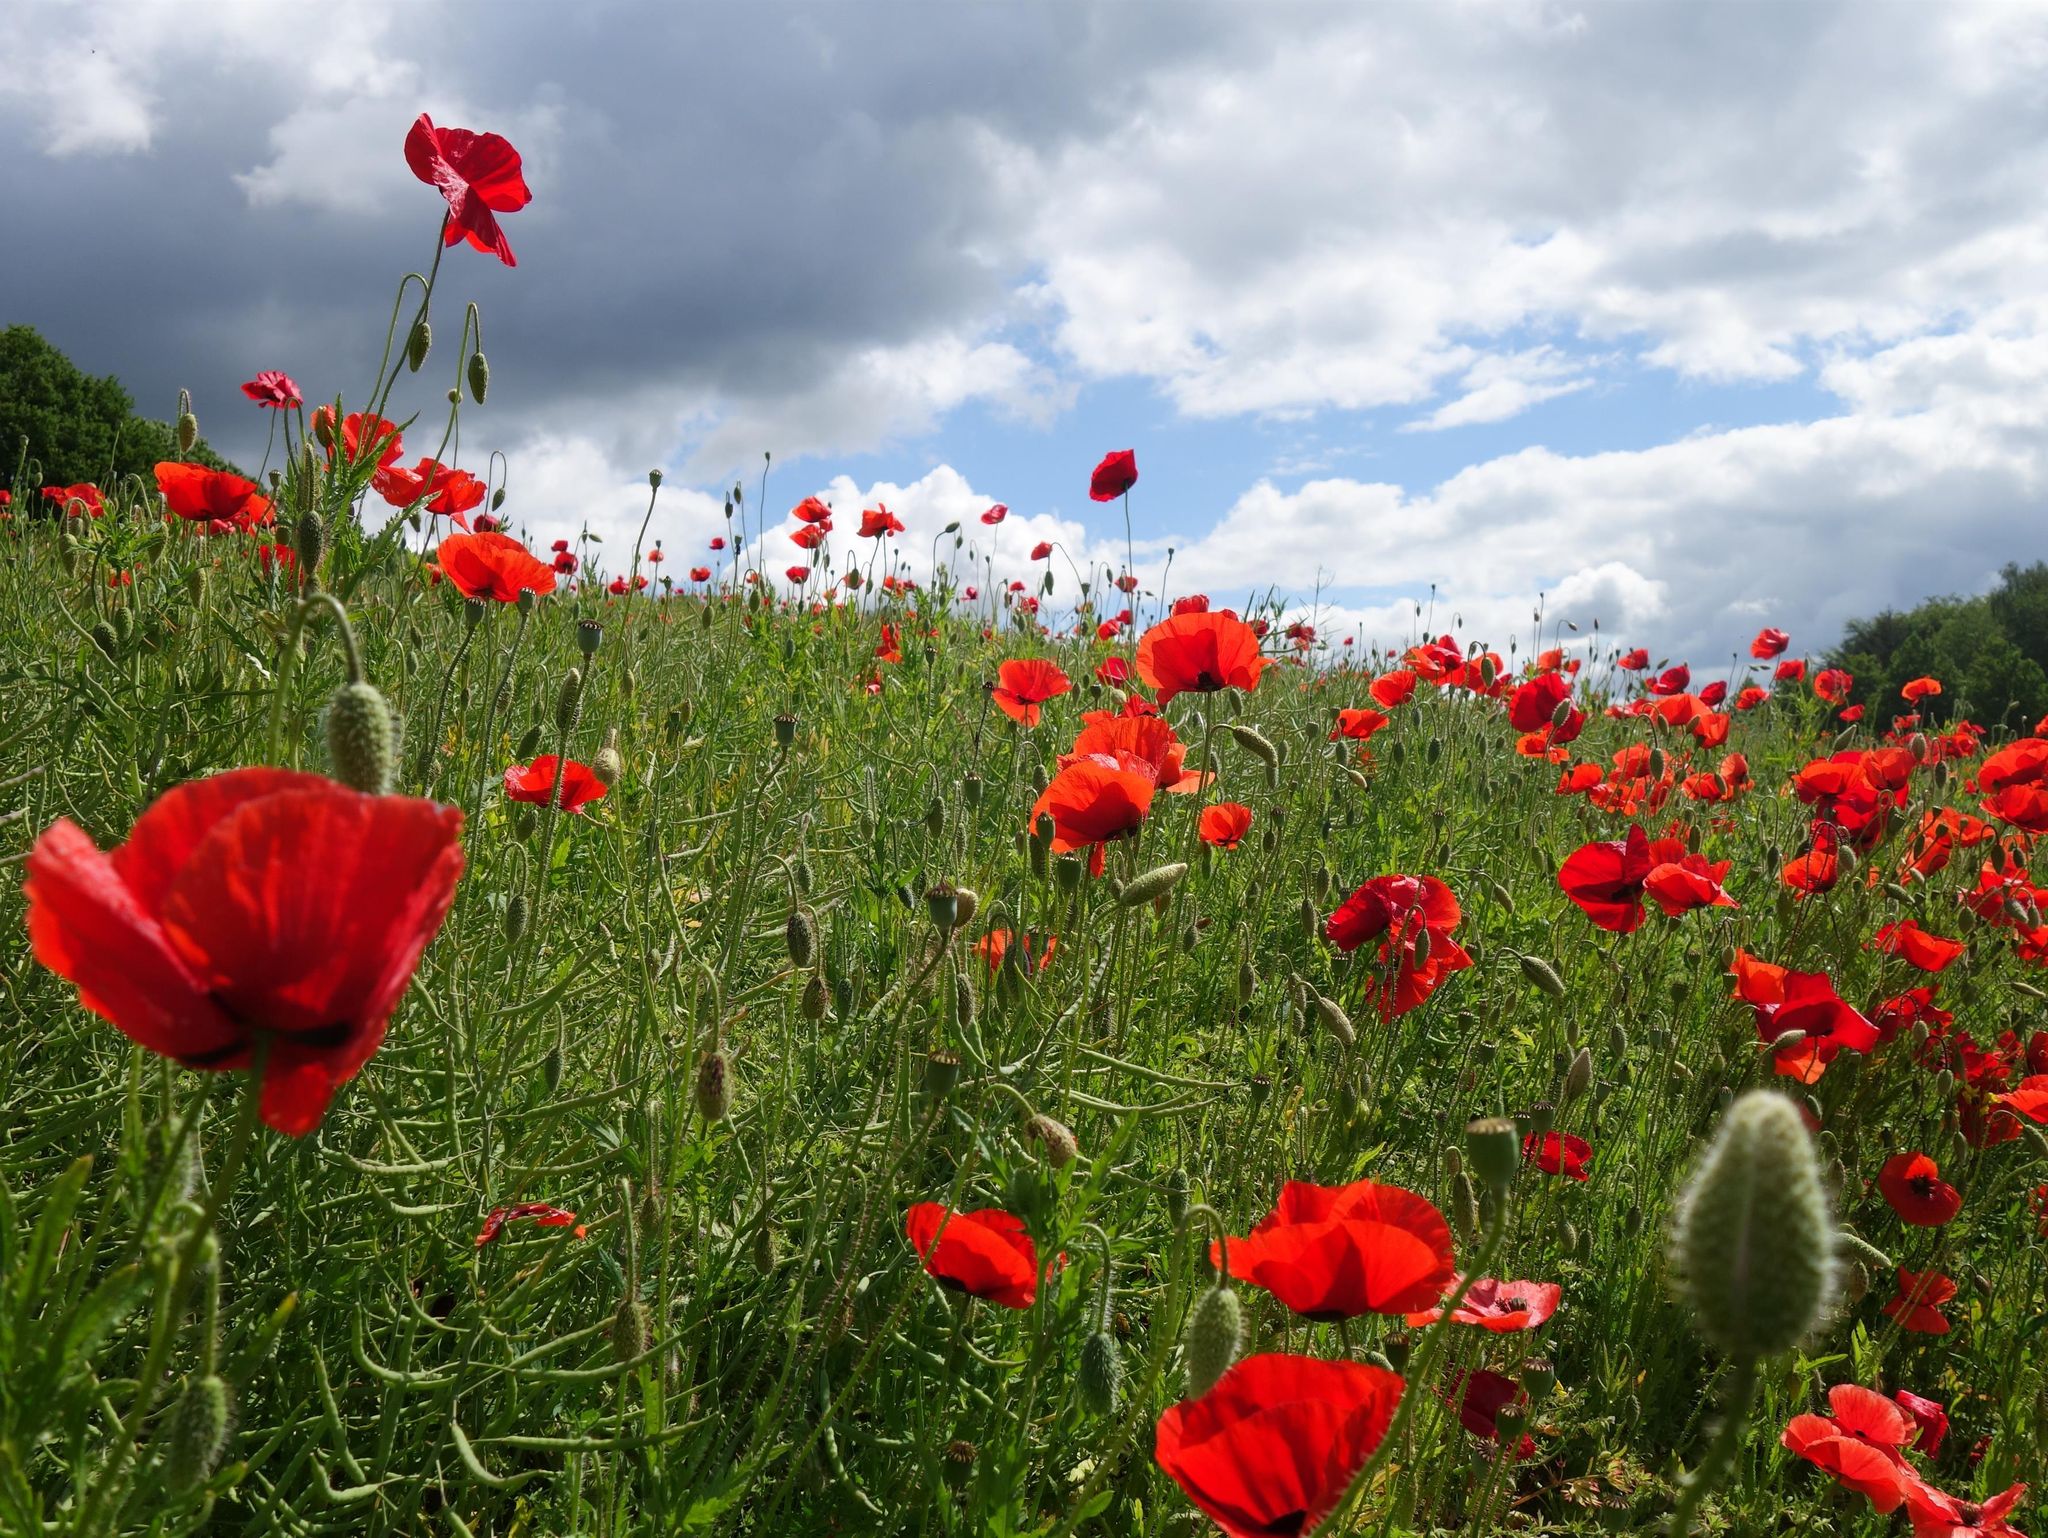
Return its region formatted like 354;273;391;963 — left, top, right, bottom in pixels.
3;113;2046;1538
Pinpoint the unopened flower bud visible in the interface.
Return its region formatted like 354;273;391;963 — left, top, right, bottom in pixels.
165;1373;231;1493
407;317;432;372
1025;1113;1079;1168
326;680;395;793
695;1050;732;1123
1118;862;1187;907
467;349;490;404
591;727;623;788
555;668;584;736
611;1296;651;1363
1183;1282;1243;1397
1078;1328;1122;1415
785;906;816;968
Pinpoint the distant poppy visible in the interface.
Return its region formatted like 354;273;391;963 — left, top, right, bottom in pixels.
1089;449;1138;501
24;768;462;1135
857;504;904;538
1698;679;1728;707
1878;1151;1962;1227
41;483;106;517
1030;540;1054;560
1892;1389;1948;1457
553;551;578;574
1775;658;1808;685
980;504;1007;525
689;565;711;582
1647;663;1692;696
1199;802;1253;850
904;1203;1037;1309
790;523;829;551
1617;648;1649;671
1406;1275;1561;1332
1029;755;1156;853
405;112;532;267
1331;707;1391;743
1904;1479;2028;1538
1508;672;1580;737
1781;1383;1917;1512
1752;628;1791;658
436;531;557;602
1901;677;1943;703
1450;1369;1537;1458
1814;667;1854;704
241;370;302;409
1370;670;1418;709
1136;611;1271;705
315;408;404;470
1882;1268;1957;1334
1524;1131;1590;1180
374;458;486;525
1215;1179;1455;1320
784;564;811;584
255;542;296;577
1154;1354;1401;1538
991;657;1072;726
974;929;1056;974
155;463;273;531
1323;874;1471;1018
475;1203;586;1246
503;756;608;814
1872;920;1966;973
710;536;726;550
791;496;833;525
1735;686;1769;710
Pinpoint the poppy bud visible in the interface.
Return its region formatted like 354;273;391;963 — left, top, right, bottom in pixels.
1236;959;1258;1004
1411;925;1432;969
165;1373;232;1493
513;721;543;760
406;317;432;371
773;713;797;748
89;620;118;660
1078;1328;1122;1415
1025;1113;1079;1168
784;906;816;968
177;410;199;454
291;509;325;581
1227;723;1278;766
1300;896;1318;939
1466;1117;1520;1196
1450;1171;1480;1245
503;893;528;944
754;1212;778;1273
1118;862;1186;907
1519;954;1567;998
1183;1282;1243;1398
924;797;946;836
1668;1090;1835;1360
555;669;584;736
592;727;623;788
1166;1167;1190;1228
695;1050;732;1123
327;680;395;794
467;349;490;404
612;1295;651;1363
1314;992;1355;1048
1563;1046;1593;1103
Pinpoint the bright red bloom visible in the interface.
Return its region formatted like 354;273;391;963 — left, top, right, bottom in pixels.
1999;1074;2048;1123
904;1203;1037;1309
405;113;532;267
1873;920;1966;973
1136;611;1272;705
1901;676;1943;703
1781;1383;1917;1512
1557;824;1735;933
155;463;273;531
41;483;105;517
1648;663;1692;696
980;503;1007;525
1030;540;1054;560
1172;593;1210;615
1405;1275;1561;1332
1878;1152;1962;1227
24;768;462;1136
1893;1390;1948;1457
1029;755;1156;853
435;531;557;603
1094;655;1130;685
1154;1354;1401;1538
689;565;711;582
553;551;578;574
1617;648;1649;670
1735;685;1770;710
1065;711;1203;793
1450;1370;1537;1459
1089;449;1138;501
255;542;296;577
1200;802;1254;850
991;657;1072;726
1775;657;1808;685
1370;670;1418;709
1904;1480;2029;1538
784;564;811;584
1752;627;1791;659
1216;1180;1454;1320
791;495;833;525
475;1202;585;1245
1814;667;1854;703
1699;679;1729;707
1732;950;1878;1082
1523;1130;1590;1180
315;408;404;470
1323;875;1471;1018
502;756;608;814
374;458;487;526
240;370;302;409
1882;1268;1958;1334
1330;707;1391;743
857;504;904;538
789;523;830;551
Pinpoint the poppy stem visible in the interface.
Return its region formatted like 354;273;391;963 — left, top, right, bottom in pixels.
1665;1355;1759;1538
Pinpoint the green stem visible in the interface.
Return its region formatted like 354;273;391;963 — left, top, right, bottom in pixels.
1667;1356;1759;1538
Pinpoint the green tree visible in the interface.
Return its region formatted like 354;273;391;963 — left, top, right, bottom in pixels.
1831;564;2048;729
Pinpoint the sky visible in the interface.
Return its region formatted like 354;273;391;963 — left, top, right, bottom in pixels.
6;0;2048;667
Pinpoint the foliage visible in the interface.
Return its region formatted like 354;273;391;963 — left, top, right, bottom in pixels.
1831;561;2048;730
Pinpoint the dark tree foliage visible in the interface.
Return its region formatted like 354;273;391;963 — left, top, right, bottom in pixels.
1;324;242;492
1831;562;2048;732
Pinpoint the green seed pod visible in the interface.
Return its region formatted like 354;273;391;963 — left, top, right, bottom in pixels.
1078;1328;1122;1415
695;1050;732;1123
555;668;584;736
1227;723;1278;766
801;973;829;1021
1667;1090;1836;1360
1519;954;1567;998
503;893;528;944
326;680;395;793
89;619;119;659
962;772;984;808
924;796;946;836
923;1049;962;1102
1119;862;1187;907
611;1296;651;1363
165;1373;232;1493
1025;1113;1079;1168
1183;1283;1243;1398
467;349;490;404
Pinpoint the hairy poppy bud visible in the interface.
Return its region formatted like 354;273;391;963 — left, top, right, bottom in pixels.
165;1373;232;1492
1227;723;1278;766
503;893;528;944
515;721;543;759
555;668;584;736
1166;1167;1191;1228
1236;959;1258;1004
695;1050;732;1123
1465;1117;1520;1196
798;972;828;1021
1668;1090;1835;1360
785;906;816;968
327;680;395;793
1025;1113;1079;1168
754;1212;778;1273
1314;992;1355;1048
177;410;199;454
89;619;119;660
1519;953;1567;997
1078;1328;1122;1415
612;1296;651;1363
407;317;432;372
1183;1282;1243;1398
467;349;490;404
1450;1171;1480;1245
1563;1046;1593;1103
294;508;325;580
1118;862;1186;907
592;727;623;788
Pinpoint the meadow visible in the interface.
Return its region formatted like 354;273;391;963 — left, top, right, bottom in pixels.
0;113;2041;1537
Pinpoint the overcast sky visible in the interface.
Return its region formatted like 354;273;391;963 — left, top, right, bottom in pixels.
7;0;2048;665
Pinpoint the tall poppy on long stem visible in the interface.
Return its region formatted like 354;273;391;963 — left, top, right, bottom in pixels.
1136;611;1271;705
436;531;557;603
406;113;532;267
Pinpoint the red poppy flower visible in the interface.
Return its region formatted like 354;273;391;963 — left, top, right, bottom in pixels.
1089;449;1138;502
1370;670;1418;709
1892;1389;1948;1457
1882;1268;1957;1334
791;495;833;525
314;408;404;471
1030;540;1054;560
255;542;296;577
1405;1275;1561;1332
790;523;831;552
1154;1353;1401;1538
1904;1480;2029;1538
1901;676;1943;703
980;503;1007;525
1877;1152;1962;1228
1171;593;1211;616
1781;1383;1917;1512
475;1202;586;1246
1557;824;1735;933
1200;802;1254;850
1982;782;2048;834
874;623;904;665
904;1203;1037;1309
991;657;1072;727
689;565;712;582
1648;663;1692;696
1872;920;1966;974
1136;611;1272;705
1814;667;1855;704
241;370;302;409
1450;1370;1537;1458
1508;672;1578;734
1775;657;1808;685
374;458;487;526
784;564;811;584
974;929;1056;974
41;483;105;517
1322;874;1471;1018
1216;1179;1454;1321
1698;679;1729;707
405;113;532;267
1617;648;1649;671
1840;704;1866;723
1556;762;1604;795
1065;711;1203;793
1523;1131;1590;1181
1751;627;1791;659
24;768;462;1136
857;504;904;538
1732;950;1878;1082
155;463;273;531
1331;707;1391;743
1029;755;1156;853
502;756;608;814
1999;1074;2048;1123
435;531;557;603
1734;685;1769;710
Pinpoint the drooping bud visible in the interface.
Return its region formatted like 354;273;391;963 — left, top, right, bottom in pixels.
327;681;395;793
611;1296;651;1363
785;906;816;968
1183;1282;1243;1398
1314;992;1355;1048
503;893;528;944
800;973;829;1021
467;349;490;404
177;398;199;453
591;727;623;788
1519;953;1567;998
165;1373;232;1492
1078;1328;1122;1415
1227;723;1278;766
1025;1113;1079;1168
1118;862;1187;907
407;317;432;372
694;1050;732;1123
1563;1046;1593;1102
555;668;584;736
